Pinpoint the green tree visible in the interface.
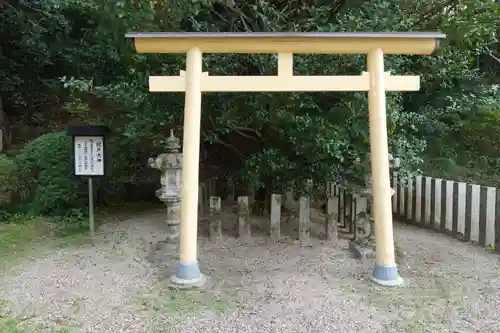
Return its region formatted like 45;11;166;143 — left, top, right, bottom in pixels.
1;0;499;216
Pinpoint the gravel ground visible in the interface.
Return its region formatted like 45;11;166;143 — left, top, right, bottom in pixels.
1;210;500;333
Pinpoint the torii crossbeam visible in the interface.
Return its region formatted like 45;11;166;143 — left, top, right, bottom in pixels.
126;31;446;288
149;69;420;92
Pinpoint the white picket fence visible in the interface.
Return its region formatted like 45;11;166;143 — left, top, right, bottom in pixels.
392;174;500;251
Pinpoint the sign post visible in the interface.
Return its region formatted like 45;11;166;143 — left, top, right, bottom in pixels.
68;125;110;237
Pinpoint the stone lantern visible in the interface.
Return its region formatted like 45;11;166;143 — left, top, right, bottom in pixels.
148;130;182;242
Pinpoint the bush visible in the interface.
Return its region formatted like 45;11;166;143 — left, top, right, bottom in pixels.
0;154;18;210
16;131;87;216
6;130;160;219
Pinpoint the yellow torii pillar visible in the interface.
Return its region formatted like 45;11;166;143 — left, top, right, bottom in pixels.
126;32;445;288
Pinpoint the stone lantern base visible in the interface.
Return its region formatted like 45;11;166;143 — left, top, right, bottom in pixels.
157;191;181;242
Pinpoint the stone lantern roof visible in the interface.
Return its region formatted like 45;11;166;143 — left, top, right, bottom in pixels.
165;130;180;152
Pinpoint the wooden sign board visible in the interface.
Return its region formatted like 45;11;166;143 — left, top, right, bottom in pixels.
67;124;110;237
74;136;105;176
68;124;110;177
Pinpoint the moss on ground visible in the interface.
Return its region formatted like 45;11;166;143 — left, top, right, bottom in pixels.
0;217;88;271
136;287;233;317
0;299;72;333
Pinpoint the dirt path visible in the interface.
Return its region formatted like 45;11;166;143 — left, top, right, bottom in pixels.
1;211;499;333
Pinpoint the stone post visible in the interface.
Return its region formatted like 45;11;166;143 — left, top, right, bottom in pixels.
297;179;313;243
209;196;222;239
148;130;183;242
270;194;282;241
299;196;311;242
325;196;339;245
237;196;251;240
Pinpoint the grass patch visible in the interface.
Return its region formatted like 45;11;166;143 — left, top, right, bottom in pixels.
0;318;72;333
386;321;435;333
0;216;88;271
136;288;233;317
334;274;477;332
0;217;88;332
0;200;165;271
0;300;72;333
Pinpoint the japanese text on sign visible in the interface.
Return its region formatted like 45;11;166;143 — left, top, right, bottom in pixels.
74;136;104;176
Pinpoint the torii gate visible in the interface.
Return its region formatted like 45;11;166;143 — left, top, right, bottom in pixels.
126;32;446;288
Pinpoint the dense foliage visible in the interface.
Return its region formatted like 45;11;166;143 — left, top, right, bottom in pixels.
0;0;499;216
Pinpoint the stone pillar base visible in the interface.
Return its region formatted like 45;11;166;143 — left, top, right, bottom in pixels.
370;263;404;287
169;261;207;289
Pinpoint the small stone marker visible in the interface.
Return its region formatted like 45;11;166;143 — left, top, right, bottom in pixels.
237;196;251;239
270;194;282;240
209;196;222;239
325;197;339;246
299;196;311;242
